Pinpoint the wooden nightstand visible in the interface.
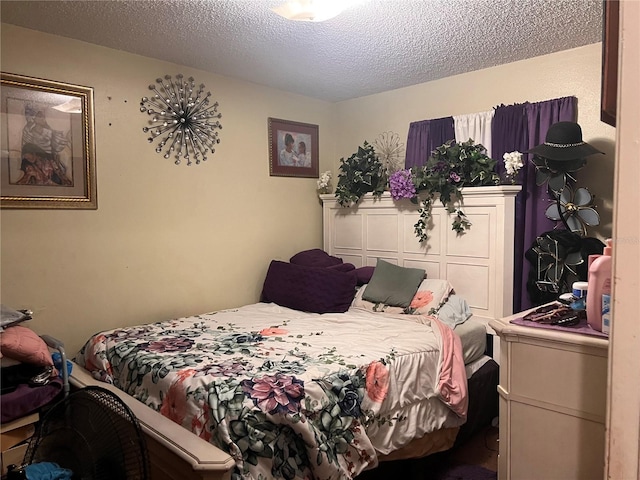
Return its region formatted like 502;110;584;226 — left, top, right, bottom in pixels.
489;311;609;480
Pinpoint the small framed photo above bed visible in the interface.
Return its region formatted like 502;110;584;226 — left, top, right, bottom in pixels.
268;117;319;178
1;72;97;209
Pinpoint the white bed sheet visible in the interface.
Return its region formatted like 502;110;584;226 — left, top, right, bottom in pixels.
453;318;488;365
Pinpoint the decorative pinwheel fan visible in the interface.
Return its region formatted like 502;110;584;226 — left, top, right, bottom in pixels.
532;234;584;294
373;131;405;175
545;186;600;236
532;155;586;194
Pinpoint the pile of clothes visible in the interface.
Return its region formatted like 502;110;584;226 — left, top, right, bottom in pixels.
1;305;64;424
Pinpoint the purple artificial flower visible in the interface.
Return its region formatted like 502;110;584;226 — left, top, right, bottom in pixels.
241;373;305;415
449;172;461;183
389;169;417;200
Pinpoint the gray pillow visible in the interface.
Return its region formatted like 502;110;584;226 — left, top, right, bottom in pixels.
362;259;425;308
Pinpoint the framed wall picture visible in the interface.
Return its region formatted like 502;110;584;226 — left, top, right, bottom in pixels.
268;118;319;178
1;72;97;209
601;0;619;127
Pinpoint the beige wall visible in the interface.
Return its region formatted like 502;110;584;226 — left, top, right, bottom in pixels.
334;43;616;239
1;26;616;358
1;24;336;355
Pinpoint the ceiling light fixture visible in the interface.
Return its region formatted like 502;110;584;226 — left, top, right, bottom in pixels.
271;0;355;22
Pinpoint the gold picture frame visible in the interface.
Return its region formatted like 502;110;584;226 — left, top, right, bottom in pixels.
1;72;97;209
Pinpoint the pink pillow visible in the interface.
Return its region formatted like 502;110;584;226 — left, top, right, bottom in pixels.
0;325;53;366
352;278;454;317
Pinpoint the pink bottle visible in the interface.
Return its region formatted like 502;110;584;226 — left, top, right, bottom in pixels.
586;239;612;332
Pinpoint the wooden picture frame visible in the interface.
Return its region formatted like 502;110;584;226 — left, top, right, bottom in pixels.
1;72;97;209
268;118;318;178
601;0;619;127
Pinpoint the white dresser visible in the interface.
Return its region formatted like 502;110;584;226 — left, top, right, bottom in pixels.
489;311;609;480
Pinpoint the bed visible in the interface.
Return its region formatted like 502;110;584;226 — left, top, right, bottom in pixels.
70;186;520;480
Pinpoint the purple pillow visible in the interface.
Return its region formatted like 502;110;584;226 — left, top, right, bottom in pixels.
290;249;343;268
262;261;357;313
354;266;375;286
327;263;356;273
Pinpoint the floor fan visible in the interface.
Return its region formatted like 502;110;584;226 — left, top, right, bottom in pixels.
19;386;149;480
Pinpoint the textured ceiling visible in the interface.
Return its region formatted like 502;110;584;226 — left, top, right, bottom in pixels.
1;0;603;102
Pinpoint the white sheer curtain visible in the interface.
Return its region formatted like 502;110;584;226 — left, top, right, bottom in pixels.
453;110;495;156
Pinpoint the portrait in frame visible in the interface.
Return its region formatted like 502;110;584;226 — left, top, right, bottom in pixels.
268;118;319;178
1;72;97;209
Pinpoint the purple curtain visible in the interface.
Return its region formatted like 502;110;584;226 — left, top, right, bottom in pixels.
492;97;576;312
405;117;455;169
520;97;577;310
491;104;530;312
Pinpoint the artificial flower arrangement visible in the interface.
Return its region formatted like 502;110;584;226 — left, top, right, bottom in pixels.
334;139;501;242
317;170;332;194
503;151;524;184
397;139;501;242
335;141;387;207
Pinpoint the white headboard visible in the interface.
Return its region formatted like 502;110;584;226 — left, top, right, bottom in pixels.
321;186;521;327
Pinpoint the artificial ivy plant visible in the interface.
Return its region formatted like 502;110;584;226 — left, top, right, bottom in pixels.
334;142;387;207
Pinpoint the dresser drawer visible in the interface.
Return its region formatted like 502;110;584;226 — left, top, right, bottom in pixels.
509;402;605;480
508;341;607;418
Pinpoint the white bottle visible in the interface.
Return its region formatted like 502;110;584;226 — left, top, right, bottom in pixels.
602;294;611;335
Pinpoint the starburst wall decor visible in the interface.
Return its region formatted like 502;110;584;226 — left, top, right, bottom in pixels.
374;131;404;175
140;74;222;166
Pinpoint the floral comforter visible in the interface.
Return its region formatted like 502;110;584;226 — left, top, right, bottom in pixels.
75;303;467;480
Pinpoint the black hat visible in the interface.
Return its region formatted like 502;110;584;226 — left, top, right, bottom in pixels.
526;121;603;161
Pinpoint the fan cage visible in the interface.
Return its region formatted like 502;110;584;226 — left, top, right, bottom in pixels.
24;386;149;480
